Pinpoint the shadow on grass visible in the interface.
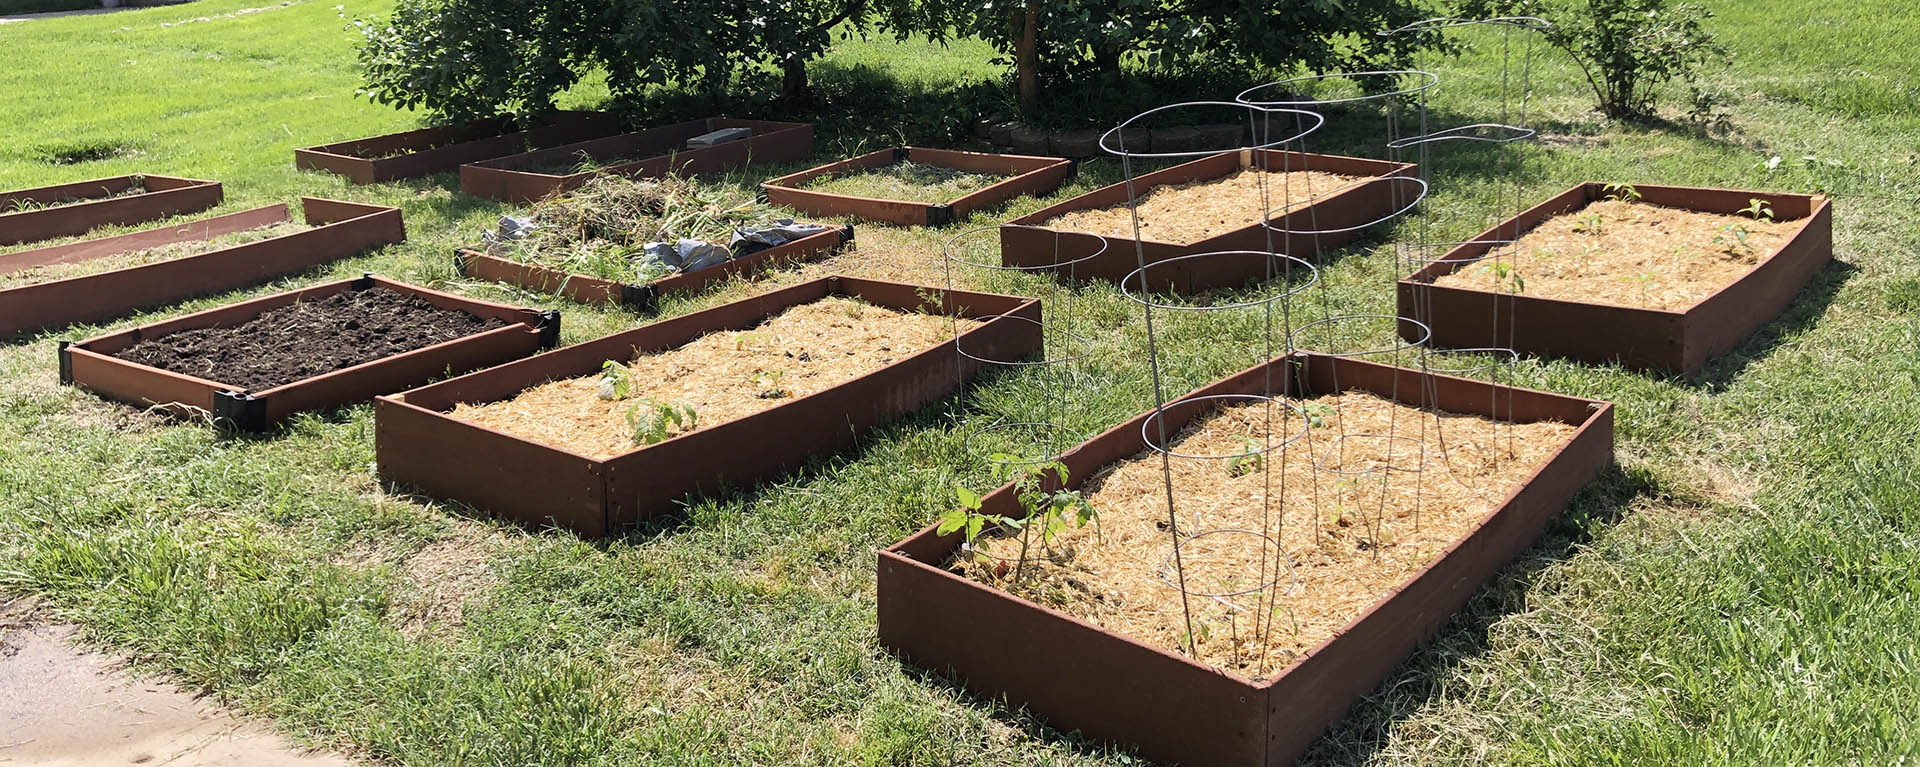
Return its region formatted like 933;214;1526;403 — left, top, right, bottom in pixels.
1688;257;1858;393
1297;461;1653;766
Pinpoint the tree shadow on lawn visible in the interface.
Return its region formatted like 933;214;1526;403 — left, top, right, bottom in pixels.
1296;461;1653;766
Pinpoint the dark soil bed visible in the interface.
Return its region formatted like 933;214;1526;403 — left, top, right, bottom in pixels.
114;286;505;390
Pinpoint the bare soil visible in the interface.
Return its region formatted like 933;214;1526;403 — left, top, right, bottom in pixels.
112;286;506;390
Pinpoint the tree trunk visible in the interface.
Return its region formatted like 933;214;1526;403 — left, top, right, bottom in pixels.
781;57;810;107
1016;3;1038;110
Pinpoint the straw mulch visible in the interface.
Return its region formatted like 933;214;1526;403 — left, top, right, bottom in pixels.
450;297;975;458
1430;199;1798;310
802;160;1004;203
959;391;1576;681
0;223;302;289
1041;168;1365;244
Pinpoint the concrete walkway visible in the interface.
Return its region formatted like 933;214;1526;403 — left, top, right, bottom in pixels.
0;606;355;766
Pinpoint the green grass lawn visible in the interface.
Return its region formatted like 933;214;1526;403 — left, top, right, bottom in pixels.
2;1;1918;764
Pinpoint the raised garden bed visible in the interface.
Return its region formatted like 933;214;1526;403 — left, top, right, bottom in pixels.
761;147;1073;227
1;174;221;247
878;351;1613;767
1;197;406;339
460;118;814;204
457;223;852;313
376;275;1042;537
1001;149;1417;293
295;111;624;184
60;275;558;431
1397;182;1834;377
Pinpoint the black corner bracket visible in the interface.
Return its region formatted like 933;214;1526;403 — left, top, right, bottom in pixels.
620;282;661;315
352;272;376;290
927;203;956;227
56;341;73;385
213;390;269;433
535;310;562;348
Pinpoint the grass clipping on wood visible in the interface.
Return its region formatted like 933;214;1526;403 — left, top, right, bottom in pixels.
801;160;1005;203
504;174;779;283
1041;168;1365;243
958;391;1576;680
1430;198;1798;310
450;297;976;459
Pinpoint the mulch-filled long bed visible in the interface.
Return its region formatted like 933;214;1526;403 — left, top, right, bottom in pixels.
375;275;1043;537
761;147;1073;226
459;118;814;204
295;111;623;184
879;352;1614;767
0;198;406;339
1000;149;1418;293
0;174;222;247
1399;182;1833;377
62;276;555;431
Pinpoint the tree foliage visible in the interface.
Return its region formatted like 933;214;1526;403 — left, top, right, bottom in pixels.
1461;0;1730;120
355;0;1439;125
918;0;1436;90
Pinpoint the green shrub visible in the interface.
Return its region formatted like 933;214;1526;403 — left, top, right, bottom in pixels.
1466;0;1731;120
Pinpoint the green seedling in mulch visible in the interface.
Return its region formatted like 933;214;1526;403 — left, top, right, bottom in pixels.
1622;270;1659;303
1482;260;1527;293
939;456;1098;581
1575;212;1606;236
1303;402;1335;429
1602;181;1642;202
1226;435;1266;478
596;360;631;401
751;369;788;399
1714;222;1753;253
627;399;698;446
1741;197;1776;221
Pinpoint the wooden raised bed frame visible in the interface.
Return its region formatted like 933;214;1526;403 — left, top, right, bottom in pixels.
1396;182;1834;377
456;222;853;313
376;275;1043;537
1001;149;1417;293
60;275;559;432
295;111;624;184
1;198;407;339
878;351;1614;767
460;118;815;204
761;147;1074;227
1;175;222;247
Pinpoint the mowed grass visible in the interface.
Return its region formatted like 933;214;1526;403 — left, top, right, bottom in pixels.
1;0;1918;765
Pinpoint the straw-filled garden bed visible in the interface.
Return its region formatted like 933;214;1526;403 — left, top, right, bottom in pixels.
1431;194;1797;310
451;296;973;458
803;160;1002;203
0;222;301;289
953;391;1573;678
1040;167;1363;243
